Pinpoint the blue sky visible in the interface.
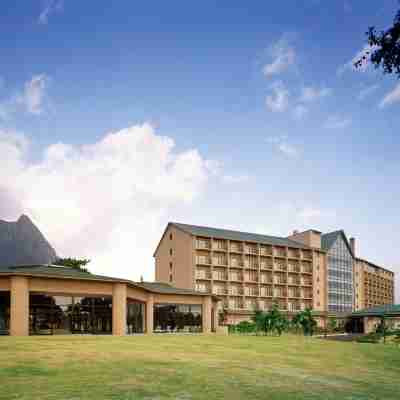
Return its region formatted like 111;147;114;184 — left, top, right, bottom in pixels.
1;1;399;300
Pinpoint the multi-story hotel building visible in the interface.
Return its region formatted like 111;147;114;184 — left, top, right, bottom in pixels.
354;258;394;310
154;222;395;323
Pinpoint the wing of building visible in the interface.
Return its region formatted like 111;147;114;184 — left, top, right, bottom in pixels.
153;222;395;324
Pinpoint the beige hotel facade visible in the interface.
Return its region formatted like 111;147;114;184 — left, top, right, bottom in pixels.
154;223;395;324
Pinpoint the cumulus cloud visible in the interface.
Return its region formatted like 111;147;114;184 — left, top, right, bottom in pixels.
300;86;332;102
323;115;352;129
38;0;64;24
358;84;380;101
379;83;400;108
263;37;296;77
267;135;299;158
292;104;308;120
221;174;250;184
266;81;289;112
17;74;49;115
0;123;214;280
337;44;378;75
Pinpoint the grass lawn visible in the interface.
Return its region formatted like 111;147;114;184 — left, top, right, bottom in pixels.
0;334;399;400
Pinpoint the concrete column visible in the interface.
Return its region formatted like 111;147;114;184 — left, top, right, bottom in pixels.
10;276;29;336
146;294;154;334
202;296;212;333
112;283;127;336
212;302;219;332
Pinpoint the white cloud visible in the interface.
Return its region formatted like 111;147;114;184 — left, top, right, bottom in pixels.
0;130;29;184
17;74;49;115
338;44;378;75
38;0;64;24
267;135;299;158
323;115;352;129
379;83;400;108
292;104;308;120
0;123;215;281
300;86;332;102
266;81;289;112
297;207;335;220
358;84;380;101
263;37;296;77
222;174;250;184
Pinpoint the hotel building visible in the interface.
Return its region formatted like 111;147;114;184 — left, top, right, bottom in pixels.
154;222;395;324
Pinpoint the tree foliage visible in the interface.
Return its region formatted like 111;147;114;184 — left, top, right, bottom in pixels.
251;304;289;336
327;316;338;332
53;257;91;273
355;8;400;77
292;309;317;336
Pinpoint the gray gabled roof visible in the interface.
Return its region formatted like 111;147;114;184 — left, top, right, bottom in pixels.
171;222;311;249
0;264;219;299
135;281;214;297
0;264;130;283
321;230;354;257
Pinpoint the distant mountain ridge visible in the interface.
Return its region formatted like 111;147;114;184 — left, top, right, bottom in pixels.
0;215;57;266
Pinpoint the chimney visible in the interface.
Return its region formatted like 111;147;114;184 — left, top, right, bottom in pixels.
349;237;355;256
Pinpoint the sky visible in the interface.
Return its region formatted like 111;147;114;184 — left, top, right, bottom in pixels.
1;1;399;301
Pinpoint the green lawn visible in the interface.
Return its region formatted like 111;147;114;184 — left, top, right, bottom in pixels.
0;334;399;400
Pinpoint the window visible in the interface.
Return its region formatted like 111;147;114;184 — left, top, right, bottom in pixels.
169;274;173;283
169;233;173;240
169;248;173;256
169;262;173;271
154;304;202;333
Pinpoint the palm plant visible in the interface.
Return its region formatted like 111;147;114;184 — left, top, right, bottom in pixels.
294;308;317;336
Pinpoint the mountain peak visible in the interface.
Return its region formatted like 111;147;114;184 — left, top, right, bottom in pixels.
0;214;57;266
17;214;34;224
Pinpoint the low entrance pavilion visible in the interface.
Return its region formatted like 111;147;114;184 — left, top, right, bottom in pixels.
348;304;400;334
0;265;220;336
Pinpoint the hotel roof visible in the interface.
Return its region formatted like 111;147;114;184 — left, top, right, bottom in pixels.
168;222;313;249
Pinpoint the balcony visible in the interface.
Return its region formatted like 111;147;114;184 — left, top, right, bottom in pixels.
260;275;273;284
260;288;273;297
244;290;259;297
274;248;287;258
230;243;243;253
274;278;287;285
259;246;273;256
245;275;259;283
288;249;301;259
195;284;210;293
196;239;211;250
213;273;228;281
244;245;258;255
196;256;211;265
260;261;273;270
212;257;228;266
229;274;243;282
230;260;244;268
244;260;258;269
213;287;228;295
196;272;212;280
274;266;287;273
229;288;244;296
212;241;227;251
